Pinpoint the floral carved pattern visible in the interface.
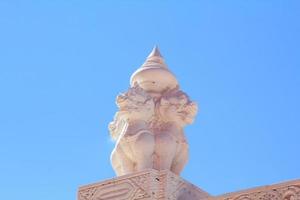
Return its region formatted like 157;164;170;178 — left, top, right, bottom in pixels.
78;170;209;200
78;170;300;200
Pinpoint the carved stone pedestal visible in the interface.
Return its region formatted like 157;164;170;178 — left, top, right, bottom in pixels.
78;169;300;200
78;169;210;200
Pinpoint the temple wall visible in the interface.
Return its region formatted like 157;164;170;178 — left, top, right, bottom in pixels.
212;179;300;200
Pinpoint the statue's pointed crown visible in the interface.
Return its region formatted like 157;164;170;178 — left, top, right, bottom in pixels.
130;46;179;93
143;45;166;66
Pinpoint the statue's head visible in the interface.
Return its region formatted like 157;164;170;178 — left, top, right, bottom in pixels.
116;86;155;121
109;86;155;140
159;89;198;126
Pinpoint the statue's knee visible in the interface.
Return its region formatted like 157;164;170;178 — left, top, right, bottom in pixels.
135;131;155;156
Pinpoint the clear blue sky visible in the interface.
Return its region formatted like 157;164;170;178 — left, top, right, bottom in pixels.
0;1;299;199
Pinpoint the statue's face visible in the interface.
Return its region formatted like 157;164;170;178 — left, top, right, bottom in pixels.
116;87;155;121
109;87;155;140
159;92;198;125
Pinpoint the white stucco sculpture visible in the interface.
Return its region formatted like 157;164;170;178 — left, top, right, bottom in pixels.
109;46;198;176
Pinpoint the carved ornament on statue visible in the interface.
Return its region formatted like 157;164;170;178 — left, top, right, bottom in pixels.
109;47;198;176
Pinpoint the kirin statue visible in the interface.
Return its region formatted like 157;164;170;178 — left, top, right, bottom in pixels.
109;47;198;176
